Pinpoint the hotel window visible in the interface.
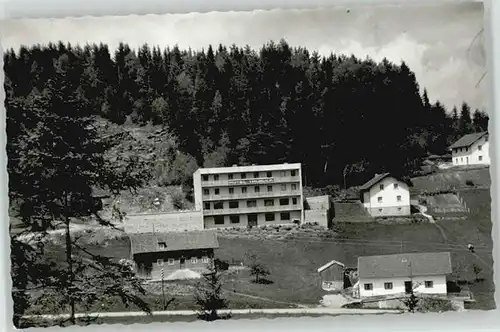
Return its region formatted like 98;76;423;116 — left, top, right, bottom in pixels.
384;282;393;290
292;198;298;205
214;175;219;181
291;170;296;176
377;196;382;203
228;174;234;180
479;156;483;161
265;213;275;221
380;184;384;190
157;259;164;266
425;281;434;288
397;195;402;202
204;202;211;210
229;201;239;209
281;171;286;177
254;172;259;178
241;173;247;179
214;216;224;225
478;145;482;151
191;257;198;264
229;187;234;194
267;185;273;192
168;258;175;265
267;171;272;178
230;215;240;224
158;242;166;249
202;175;209;181
214;188;220;195
281;184;287;191
248;214;258;223
291;184;297;190
364;283;373;291
394;183;399;189
202;257;209;263
254;186;260;193
280;212;290;221
214;202;224;209
279;198;290;206
203;189;209;195
264;199;274;207
242;187;247;194
247;200;257;208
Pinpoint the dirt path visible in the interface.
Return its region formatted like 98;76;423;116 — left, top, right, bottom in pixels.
416;205;435;224
222;288;310;308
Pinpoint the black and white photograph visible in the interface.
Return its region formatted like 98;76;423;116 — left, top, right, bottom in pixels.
1;1;494;329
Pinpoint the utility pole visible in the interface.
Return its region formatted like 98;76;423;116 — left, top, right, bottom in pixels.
161;267;165;310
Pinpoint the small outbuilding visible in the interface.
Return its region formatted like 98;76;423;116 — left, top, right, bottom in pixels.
317;260;346;291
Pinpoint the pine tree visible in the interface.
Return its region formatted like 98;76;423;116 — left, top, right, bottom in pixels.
194;260;229;321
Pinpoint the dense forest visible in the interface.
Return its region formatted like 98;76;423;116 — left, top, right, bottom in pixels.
4;39;489;188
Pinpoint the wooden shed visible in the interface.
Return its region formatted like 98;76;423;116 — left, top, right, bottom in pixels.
317;260;346;291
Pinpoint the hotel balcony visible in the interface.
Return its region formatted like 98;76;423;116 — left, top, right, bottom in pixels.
203;204;302;216
201;176;300;188
202;189;302;202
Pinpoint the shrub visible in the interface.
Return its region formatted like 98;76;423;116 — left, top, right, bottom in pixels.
465;180;474;186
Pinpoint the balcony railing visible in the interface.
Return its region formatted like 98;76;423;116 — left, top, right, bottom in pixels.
203;204;302;216
201;176;300;188
202;189;302;202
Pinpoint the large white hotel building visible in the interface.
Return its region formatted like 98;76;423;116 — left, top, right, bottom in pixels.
193;163;304;228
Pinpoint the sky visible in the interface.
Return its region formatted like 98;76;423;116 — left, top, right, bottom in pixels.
0;2;487;112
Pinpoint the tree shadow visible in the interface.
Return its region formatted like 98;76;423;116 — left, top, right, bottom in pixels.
252;278;274;285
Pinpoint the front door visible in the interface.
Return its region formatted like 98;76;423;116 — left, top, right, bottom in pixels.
180;257;186;269
405;281;412;294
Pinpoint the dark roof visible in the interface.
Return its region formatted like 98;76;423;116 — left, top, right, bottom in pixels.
357;252;452;279
359;173;391;191
449;132;488;149
129;230;219;255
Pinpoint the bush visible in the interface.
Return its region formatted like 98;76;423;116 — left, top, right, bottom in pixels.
417;298;454;313
465;180;475;186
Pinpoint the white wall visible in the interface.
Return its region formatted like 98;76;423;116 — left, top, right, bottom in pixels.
358;274;447;298
193;170;203;211
363;177;410;216
124;210;204;233
452;135;490;166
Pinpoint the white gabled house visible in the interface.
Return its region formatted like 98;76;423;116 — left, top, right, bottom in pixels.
359;173;411;217
449;131;490;166
356;252;452;299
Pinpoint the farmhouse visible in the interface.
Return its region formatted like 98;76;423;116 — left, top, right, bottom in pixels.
317;260;345;291
356;252;452;299
129;230;219;281
359;173;411;217
449;131;490;166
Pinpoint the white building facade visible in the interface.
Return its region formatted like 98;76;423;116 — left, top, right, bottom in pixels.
450;132;490;166
359;173;411;217
358;274;447;298
193;163;304;228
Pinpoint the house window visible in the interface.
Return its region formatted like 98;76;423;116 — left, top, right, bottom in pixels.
202;175;209;181
461;157;463;162
398;207;402;211
292;198;298;205
267;185;273;192
254;186;260;193
202;257;209;263
214;175;219;181
280;212;290;221
228;174;234;180
479;156;483;161
291;184;297;190
214;188;220;195
380;184;384;190
377;196;382;203
191;257;198;264
425;281;434;288
281;184;287;191
364;283;373;291
247;200;257;208
229;187;234;194
478;145;482;151
485;136;489;142
242;187;247;194
264;199;274;207
241;173;247;179
158;242;166;249
214;202;223;209
229;201;239;209
254;172;259;178
265;213;275;221
203;189;209;195
378;208;383;212
204;202;210;210
214;216;224;225
455;158;458;164
394;183;399;189
279;198;290;206
267;171;272;177
397;195;402;202
291;170;296;176
281;171;286;177
230;215;240;224
168;258;175;265
384;282;393;290
157;259;164;266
